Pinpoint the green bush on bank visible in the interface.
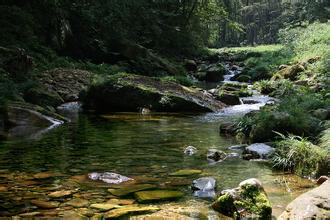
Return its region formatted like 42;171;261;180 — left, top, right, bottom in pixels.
236;88;328;142
271;134;328;177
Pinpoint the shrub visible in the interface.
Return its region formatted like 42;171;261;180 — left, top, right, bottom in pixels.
272;134;328;177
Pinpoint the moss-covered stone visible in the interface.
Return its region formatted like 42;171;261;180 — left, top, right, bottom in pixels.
134;190;184;203
212;193;237;217
82;73;226;113
104;205;160;218
212;178;272;219
272;64;305;81
169;169;202;176
108;184;156;197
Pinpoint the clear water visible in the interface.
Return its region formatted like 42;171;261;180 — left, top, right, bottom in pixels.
0;113;314;218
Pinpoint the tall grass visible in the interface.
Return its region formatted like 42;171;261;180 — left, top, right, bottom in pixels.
272;133;327;177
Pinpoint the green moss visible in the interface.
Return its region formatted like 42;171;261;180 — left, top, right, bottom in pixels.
235;185;272;219
212;193;237;217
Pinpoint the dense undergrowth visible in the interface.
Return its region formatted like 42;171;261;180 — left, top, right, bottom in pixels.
233;22;330;177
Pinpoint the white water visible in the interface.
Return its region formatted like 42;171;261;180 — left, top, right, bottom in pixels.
217;64;276;116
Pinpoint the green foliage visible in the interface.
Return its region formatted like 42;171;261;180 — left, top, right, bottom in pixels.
236;88;327;142
254;79;296;97
279;21;330;62
160;76;194;87
319;125;330;152
272;134;328;177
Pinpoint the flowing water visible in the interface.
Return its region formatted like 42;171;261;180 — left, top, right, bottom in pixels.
0;112;315;219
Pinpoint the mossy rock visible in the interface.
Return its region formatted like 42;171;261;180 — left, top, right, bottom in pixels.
273;64;305;81
134;190;184;203
212;178;272;219
90;203;119;211
104;205;160;218
24;87;64;108
235;75;251;83
169;169;202;176
108;184;156;197
216;91;241;105
82;73;226;113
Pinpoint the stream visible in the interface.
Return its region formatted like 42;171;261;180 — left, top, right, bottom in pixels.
0;66;315;219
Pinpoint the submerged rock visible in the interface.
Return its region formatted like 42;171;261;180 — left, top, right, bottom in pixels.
134;190;184;203
31;200;60;209
207;149;227;162
66;198;89;208
169;169;202;177
219;122;236;136
192;177;216;198
243;143;275;160
278;180;330;220
82;73;226;113
90;203;119;211
184;146;197;156
212;178;272;219
108;184;156;197
48;190;73;198
105;205;160;218
88;172;133;184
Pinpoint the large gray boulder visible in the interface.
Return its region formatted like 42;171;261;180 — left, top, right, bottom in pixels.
82;73;226;113
278;180;330;220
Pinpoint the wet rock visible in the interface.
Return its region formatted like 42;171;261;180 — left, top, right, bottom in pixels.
90;203;119;211
169;169;202;177
241;99;259;104
33;172;57;179
76;208;95;217
31;200;60;209
61;210;88;220
66;198;89;208
216;92;241;105
108;184;156;197
19;212;42;217
243;143;275;160
107;199;135;205
82;73;226;113
88;172;133;184
219;122;236;136
228;144;247;151
212;178;272;219
207;149;227;162
105;205;160;218
0;186;8;192
48;190;73;198
278;180;330;220
6;103;64;128
134;190;184;203
226;152;240;158
184;146;197;156
192;177;216;199
205;64;226;82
